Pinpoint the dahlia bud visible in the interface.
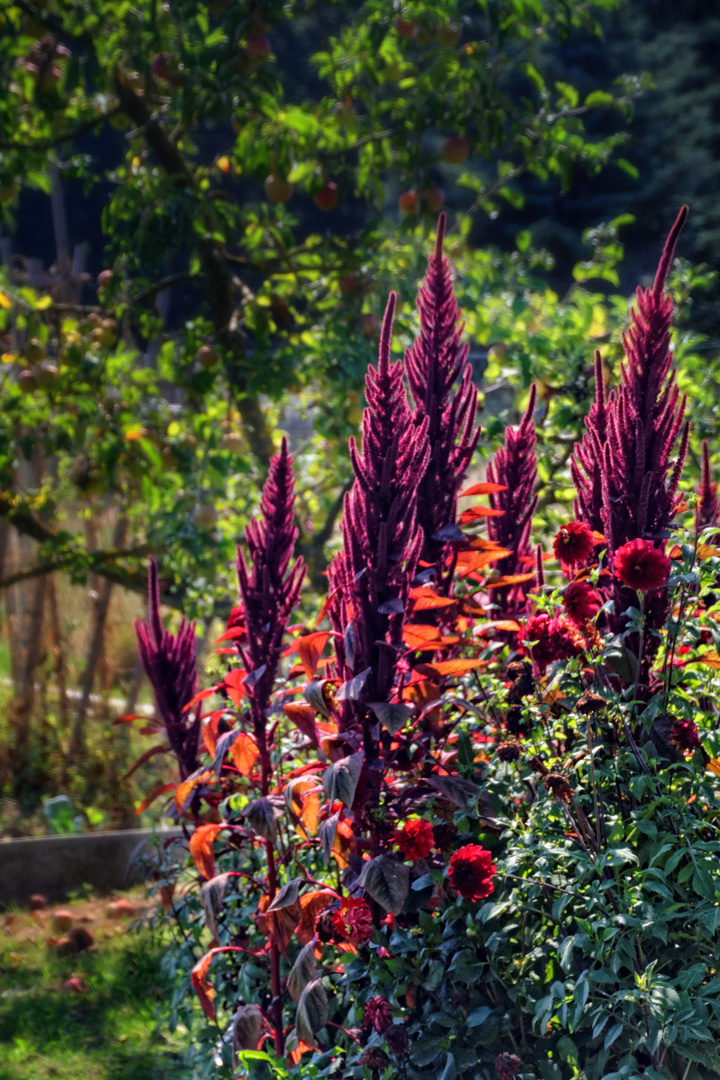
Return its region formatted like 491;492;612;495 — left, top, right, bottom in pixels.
495;1052;523;1080
385;1023;410;1057
506;660;535;704
505;706;525;737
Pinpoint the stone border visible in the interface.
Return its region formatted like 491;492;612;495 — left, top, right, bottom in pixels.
0;829;185;907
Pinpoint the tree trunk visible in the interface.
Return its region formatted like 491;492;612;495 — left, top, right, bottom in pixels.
70;515;128;758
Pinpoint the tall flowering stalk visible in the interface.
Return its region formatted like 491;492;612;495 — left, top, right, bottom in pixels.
486;384;538;615
234;435;304;1058
572;207;690;648
236;435;305;763
329;292;430;742
696;440;719;532
405;213;480;590
570;350;608;536
135;558;200;781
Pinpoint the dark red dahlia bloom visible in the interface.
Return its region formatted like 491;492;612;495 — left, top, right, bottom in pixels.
563;580;602;624
330;897;373;944
614;538;670;592
394;819;434;861
670;718;700;752
364;996;393;1033
448;844;496;901
553;521;594;566
518;612;584;669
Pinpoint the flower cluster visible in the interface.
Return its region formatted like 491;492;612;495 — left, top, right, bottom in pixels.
518;612;584;670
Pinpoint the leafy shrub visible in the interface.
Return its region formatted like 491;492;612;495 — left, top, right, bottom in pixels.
135;208;720;1080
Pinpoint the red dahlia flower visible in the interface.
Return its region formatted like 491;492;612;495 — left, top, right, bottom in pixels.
670;718;700;752
330;897;373;944
364;996;394;1033
448;844;496;901
563;580;602;624
553;521;595;566
394;819;434;861
613;538;670;592
518;612;584;670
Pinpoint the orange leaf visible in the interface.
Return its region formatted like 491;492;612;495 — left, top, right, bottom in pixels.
707;758;720;777
223;668;248;707
113;714;146;724
698;650;720;670
408;586;456;610
668;544;683;559
287;1040;316;1065
289;778;321;838
175;769;214;814
402;624;441;648
189;824;224;879
484;572;536;589
296;889;336;945
265;900;302;957
296;632;330;680
474;619;521;633
283;702;320;745
459;504;505;524
191;949;222;1020
416;658;484;677
134;782;176;816
229;732;259;776
458;481;508;497
697;544;720;559
202;711;226;757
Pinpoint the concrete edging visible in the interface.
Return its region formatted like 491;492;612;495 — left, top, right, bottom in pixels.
0;828;185;907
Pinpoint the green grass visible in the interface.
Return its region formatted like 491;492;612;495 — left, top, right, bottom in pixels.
0;892;185;1080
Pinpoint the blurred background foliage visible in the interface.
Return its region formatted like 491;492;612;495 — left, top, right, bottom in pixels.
0;0;718;825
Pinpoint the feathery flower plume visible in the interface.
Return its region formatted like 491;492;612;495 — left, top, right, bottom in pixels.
329;293;430;735
135;558;200;780
486;384;538;614
236;436;305;731
405;213;480;589
696;440;719;532
571;207;690;651
571;350;608;536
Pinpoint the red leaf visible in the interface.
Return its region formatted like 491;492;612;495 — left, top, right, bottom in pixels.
134;782;176;816
189;824;224;879
113;714;147;725
459;504;505;524
458;481;508;497
214;626;247;643
224;668;248;707
183;686;219;713
123;744;169;779
455;548;512;576
284;632;330;680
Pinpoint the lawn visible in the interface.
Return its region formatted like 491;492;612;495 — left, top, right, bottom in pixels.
0;889;185;1080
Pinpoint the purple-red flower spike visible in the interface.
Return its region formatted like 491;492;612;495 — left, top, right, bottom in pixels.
135;558;200;780
329;292;430;731
486;384;539;615
571;350;608;536
236;436;305;721
696;440;719;532
572;207;690;653
405;213;480;590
